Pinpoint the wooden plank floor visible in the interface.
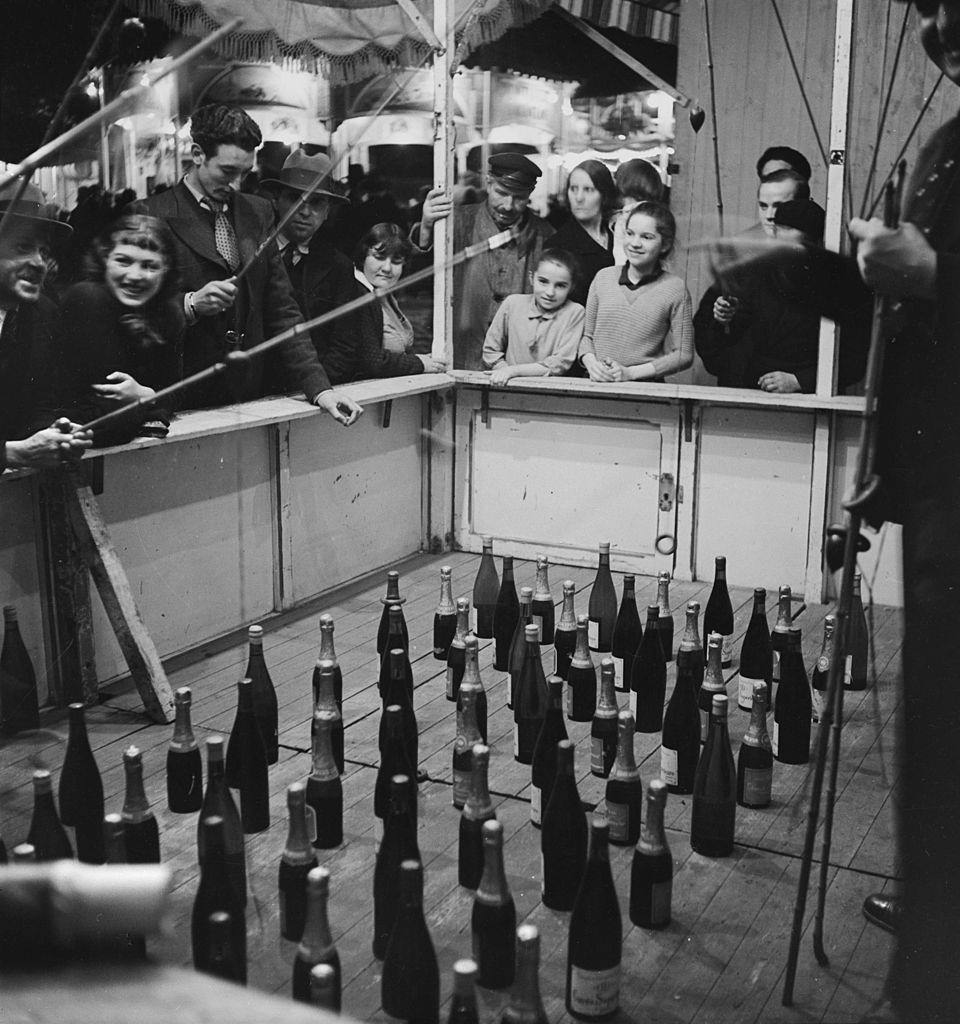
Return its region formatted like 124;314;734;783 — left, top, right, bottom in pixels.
0;552;901;1023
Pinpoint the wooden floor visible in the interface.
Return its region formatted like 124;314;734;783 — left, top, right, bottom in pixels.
0;552;902;1023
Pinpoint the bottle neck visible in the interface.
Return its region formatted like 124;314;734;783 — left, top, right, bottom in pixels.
454;607;469;642
503;559;515;584
246;641;265;672
438;574;455;615
597;667;618;710
682;608;699;644
775;592;792;629
207;751;226;788
572;621;590;661
752;592;765;616
301;882;334;955
742;692;770;746
122;762;151;822
389;613;406;645
639;794;668;853
611;722;639;778
67;706;92;751
465;754;493;817
284;793;315;864
462;644;481;687
510;947;543;1015
704;645;724;691
657;579;671;612
457;691;482;744
311;720;339;780
714;561;727;583
170;699;197;752
534;563;550;599
558;588;577;630
319;625;337;662
314;665;337;710
476;835;511;905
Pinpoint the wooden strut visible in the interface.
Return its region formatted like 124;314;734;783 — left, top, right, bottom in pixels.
702;0;724;237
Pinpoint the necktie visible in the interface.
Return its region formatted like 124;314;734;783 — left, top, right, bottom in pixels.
205;199;240;272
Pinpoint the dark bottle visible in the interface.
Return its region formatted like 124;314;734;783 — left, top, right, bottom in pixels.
846;572;869;690
587;542;617;653
310;964;340;1012
605;710;643;847
381;860;440;1024
446;596;470;703
500;924;548;1024
27;769;73;861
738;588;772;712
774;627;812;765
379;605;414;701
433;565;458;661
167;687;203;814
737;681;774;808
507;586;534;709
530;676;568;827
630;606;666;733
244;624;278;765
541;740;588;911
771;585;793;685
306;710;343;848
375;705;417;840
473;536;501;639
58;702;105;863
312;658;344;774
12;842;36;862
629;779;673;929
611;575;642;694
691;694;736;857
472;819;517;990
197;736;246;908
567;614;598;722
453;683;484;811
566;816;621;1021
698;633;726;743
811;614;836;723
554;579;578;680
292;866;341;1007
377;570;408;660
493;556;521;672
461;634;488;743
655;572;675;662
449;959;481;1024
679;601;704;691
193;815;247;983
703;556;735;668
103;813;125;864
531;555;555;645
206;911;245;984
278;780;319;942
514;624;549;765
0;605;39;734
660;642;702;795
380;647;419;773
316;614;343;709
121;746;160;863
459;743;496;889
590;658;619;779
373;774;421;959
229;679;270;834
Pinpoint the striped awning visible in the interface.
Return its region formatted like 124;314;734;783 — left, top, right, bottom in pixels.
556;0;679;45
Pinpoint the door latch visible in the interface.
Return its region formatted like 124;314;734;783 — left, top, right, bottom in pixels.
659;472;675;512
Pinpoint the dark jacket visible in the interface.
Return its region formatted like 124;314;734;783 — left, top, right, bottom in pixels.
545;216;615;307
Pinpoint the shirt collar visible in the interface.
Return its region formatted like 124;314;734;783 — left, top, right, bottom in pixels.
278;233;311;257
354;267;374;292
524;294;559;320
619;262;663;290
183;174;229;214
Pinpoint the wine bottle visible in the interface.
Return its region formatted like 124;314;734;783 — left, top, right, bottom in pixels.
698;633;726;743
703;556;735;668
380;648;419;774
531;555;554;645
0;604;39;734
655;572;675;662
197;736;246;908
554;579;578;680
591;658;619;779
449;959;481;1024
500;925;548;1024
846;572;869;690
121;746;160;863
811;614;835;723
446;597;470;703
514;624;549;765
605;710;643;846
587;542;617;653
58;702;106;863
660;642;701;795
379;604;414;700
507;587;533;709
690;694;736;857
312;658;344;774
382;860;440;1023
433;565;457;661
738;588;772;712
773;627;812;765
541;740;588;911
206;911;245;984
493;556;521;672
473;536;500;638
472;819;517;990
316;614;343;709
292;866;341;1006
27;769;73;861
230;679;270;834
771;585;792;685
461;634;488;742
453;682;484;810
12;842;36;862
630;606;666;733
193;815;247;983
679;601;704;690
167;687;203;814
629;779;672;929
375;705;417;843
737;681;773;808
103;813;125;864
611;576;642;694
306;710;343;848
530;676;568;827
244;624;279;765
566;815;621;1021
377;570;408;659
310;963;340;1012
567;615;598;722
278;781;319;942
373;774;421;959
459;743;496;889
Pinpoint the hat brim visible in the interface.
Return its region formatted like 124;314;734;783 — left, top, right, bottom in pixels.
0;209;73;246
260;179;348;203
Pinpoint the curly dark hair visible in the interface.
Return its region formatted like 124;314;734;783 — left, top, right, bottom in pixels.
353;222;413;269
566;159;618;220
189;103;262;157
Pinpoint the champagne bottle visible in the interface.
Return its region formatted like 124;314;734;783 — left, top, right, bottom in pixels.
655;572;675;662
514;624;549;765
0;605;39;734
541;740;588;911
316;614;343;709
433;565;457;661
461;634;488;742
230;679;270;834
205;911;245;984
501;925;548;1024
605;710;643;846
679;601;704;691
530;676;568;827
292;866;341;1006
446;597;470;703
587;542;617;653
773;627;812;765
310;963;340;1012
373;774;420;959
630;606;666;733
59;702;106;863
381;646;419;772
846;572;869;690
771;585;792;685
493;556;521;672
379;605;414;700
197;736;246;908
811;614;835;723
244;624;278;765
193;815;247;983
459;743;496;889
737;681;773;808
554;580;578;680
698;633;726;743
703;556;734;668
121;746;160;863
306;710;343;848
12;842;36;862
611;575;642;694
312;658;344;774
738;588;772;711
449;959;481;1024
591;658;619;779
566;816;621;1021
377;570;408;659
472;819;517;990
660;642;701;794
27;769;73;861
381;860;440;1024
278;781;319;942
507;587;533;709
566;614;598;722
103;813;125;864
531;555;554;645
629;779;672;929
375;705;417;842
167;687;203;814
453;682;484;810
473;536;500;638
690;694;736;857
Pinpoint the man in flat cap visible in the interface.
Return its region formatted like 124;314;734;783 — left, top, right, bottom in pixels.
413;152;554;369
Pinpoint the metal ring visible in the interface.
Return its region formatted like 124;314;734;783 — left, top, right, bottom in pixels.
655;533;677;556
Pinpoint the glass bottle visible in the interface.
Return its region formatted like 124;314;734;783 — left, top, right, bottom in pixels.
459;743;496;890
375;705;417;843
205;911;245;984
698;633;726;743
703;556;734;668
846;572;869;690
121;745;160;862
472;819;517;990
27;769;73;861
611;576;642;694
738;588;772;711
433;565;457;661
377;570;408;659
461;634;488;742
306;710;343;848
244;624;278;765
660;642;702;794
448;959;481;1024
630;606;666;733
530;676;568;827
381;860;440;1023
531;555;555;645
446;597;470;703
278;780;319;942
554;580;578;680
605;710;643;846
493;556;521;673
507;587;534;709
771;585;793;685
312;658;344;774
690;694;736;857
167;687;203;814
811;614;835;723
292;866;341;1007
192;815;246;983
197;735;246;908
453;683;484;810
541;740;588;911
590;658;620;779
500;924;548;1024
0;604;39;734
379;605;414;700
680;601;704;691
316;614;343;709
229;678;270;834
773;627;812;765
629;779;672;928
380;647;419;773
655;572;675;662
472;536;500;639
514;624;549;765
373;774;421;960
737;681;773;808
59;702;106;863
587;542;617;653
567;614;598;722
310;963;340;1012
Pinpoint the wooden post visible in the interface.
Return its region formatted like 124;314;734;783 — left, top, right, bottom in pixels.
431;0;454;366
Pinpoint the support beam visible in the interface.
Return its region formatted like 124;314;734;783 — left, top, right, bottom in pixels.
432;0;455;365
395;0;444;52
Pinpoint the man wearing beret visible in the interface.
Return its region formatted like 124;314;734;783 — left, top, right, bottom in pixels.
413;153;554;369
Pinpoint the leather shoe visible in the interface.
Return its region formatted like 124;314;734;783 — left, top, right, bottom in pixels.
862;892;901;934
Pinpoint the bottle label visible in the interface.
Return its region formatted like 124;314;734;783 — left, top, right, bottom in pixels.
772;720;779;757
532;615;543;641
446;665;455;700
530;785;542;825
660;745;679;786
305;805;317;844
844;654;852;687
742;766;772;805
612;656;624;690
453;769;470;808
588;618;600;650
565;682;574;718
629;690;638;719
772;650;781;683
606;800;629;842
738;674;762;709
569;964;621;1018
650;880;672;926
591;736;605;775
721;633;734;666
